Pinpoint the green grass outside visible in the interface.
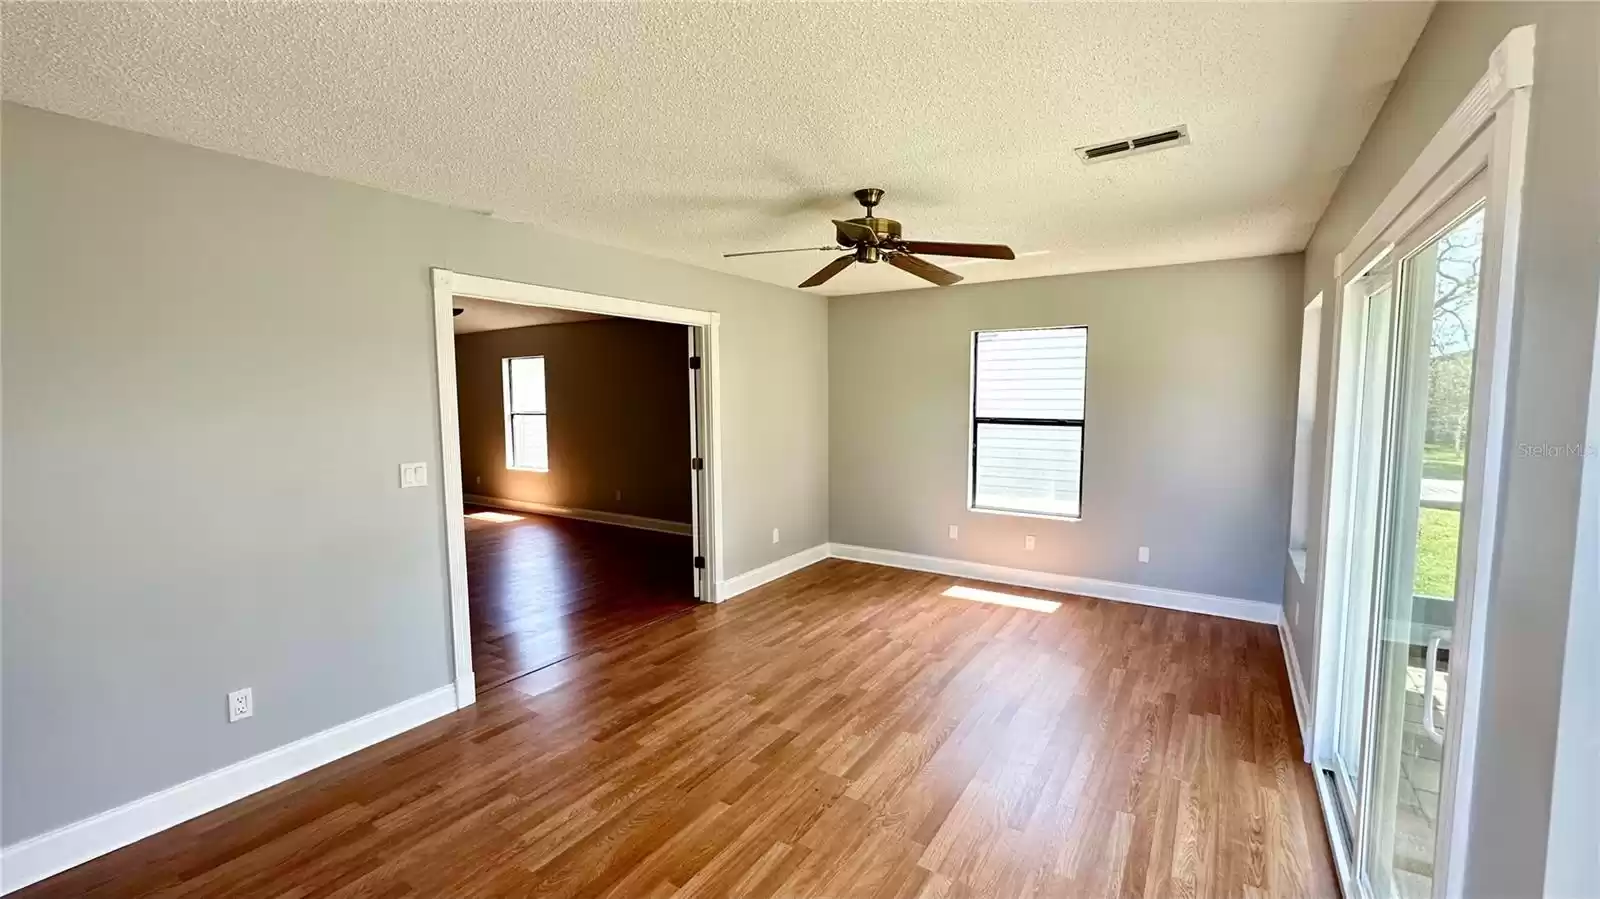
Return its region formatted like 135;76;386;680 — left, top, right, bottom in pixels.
1414;506;1460;599
1423;444;1466;481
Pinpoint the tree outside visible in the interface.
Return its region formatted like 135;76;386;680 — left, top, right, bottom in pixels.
1412;209;1482;601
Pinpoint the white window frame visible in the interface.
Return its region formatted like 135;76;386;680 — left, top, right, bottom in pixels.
501;355;549;472
967;325;1088;522
1306;26;1534;899
1289;294;1325;582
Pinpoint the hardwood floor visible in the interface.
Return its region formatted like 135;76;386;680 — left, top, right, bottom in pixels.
465;507;698;690
19;560;1336;899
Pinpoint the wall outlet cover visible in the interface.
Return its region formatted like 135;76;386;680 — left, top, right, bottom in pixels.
771;528;780;544
1138;546;1150;563
1024;535;1036;551
228;688;254;723
949;525;959;540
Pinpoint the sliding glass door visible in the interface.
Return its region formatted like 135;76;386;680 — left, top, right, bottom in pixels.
1327;181;1487;899
1331;263;1394;827
1363;200;1485;899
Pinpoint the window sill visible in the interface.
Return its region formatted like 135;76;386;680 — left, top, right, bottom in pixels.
968;505;1081;523
1289;548;1308;584
507;466;549;473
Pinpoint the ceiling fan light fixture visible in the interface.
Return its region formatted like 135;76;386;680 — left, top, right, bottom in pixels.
725;188;1016;289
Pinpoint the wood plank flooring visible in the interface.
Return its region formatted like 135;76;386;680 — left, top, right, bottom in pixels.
19;560;1336;899
465;507;698;690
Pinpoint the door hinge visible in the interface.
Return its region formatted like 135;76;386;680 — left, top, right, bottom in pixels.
694;555;706;569
689;355;702;370
691;457;704;471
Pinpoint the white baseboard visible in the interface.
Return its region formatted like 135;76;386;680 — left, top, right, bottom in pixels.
718;543;830;601
0;685;457;895
464;495;691;536
827;543;1280;625
1278;613;1313;762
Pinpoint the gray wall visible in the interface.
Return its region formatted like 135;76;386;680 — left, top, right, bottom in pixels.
1546;320;1599;899
455;317;691;524
1283;4;1600;895
829;254;1304;606
0;103;829;844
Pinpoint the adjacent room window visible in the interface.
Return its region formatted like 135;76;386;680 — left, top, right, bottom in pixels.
1288;294;1323;579
970;326;1087;519
503;356;548;471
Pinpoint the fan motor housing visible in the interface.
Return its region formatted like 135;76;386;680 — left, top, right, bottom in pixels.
837;216;901;249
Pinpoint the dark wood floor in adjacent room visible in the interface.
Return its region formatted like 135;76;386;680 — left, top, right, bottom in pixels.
465;506;699;690
20;560;1337;899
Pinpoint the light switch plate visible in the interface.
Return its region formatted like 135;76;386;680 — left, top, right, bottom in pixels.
400;462;428;488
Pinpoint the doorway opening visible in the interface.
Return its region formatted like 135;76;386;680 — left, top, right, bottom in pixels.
431;270;722;704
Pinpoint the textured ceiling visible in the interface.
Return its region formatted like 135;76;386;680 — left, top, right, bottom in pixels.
451;296;607;335
1;2;1431;295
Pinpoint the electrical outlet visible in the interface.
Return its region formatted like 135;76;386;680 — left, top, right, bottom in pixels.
399;462;427;489
1024;535;1036;551
771;528;780;544
949;525;959;540
1293;600;1300;627
615;489;623;501
228;688;253;723
1138;546;1150;563
474;475;481;486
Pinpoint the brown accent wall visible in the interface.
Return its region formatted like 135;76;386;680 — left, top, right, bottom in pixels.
454;316;691;524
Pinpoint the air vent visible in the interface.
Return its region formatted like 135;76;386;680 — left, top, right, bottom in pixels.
1074;125;1190;164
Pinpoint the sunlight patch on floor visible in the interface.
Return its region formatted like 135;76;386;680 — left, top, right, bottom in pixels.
941;584;1061;613
467;510;524;523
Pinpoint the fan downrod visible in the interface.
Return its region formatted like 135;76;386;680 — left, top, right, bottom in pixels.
853;187;885;213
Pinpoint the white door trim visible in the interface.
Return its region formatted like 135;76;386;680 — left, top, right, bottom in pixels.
431;269;725;709
1309;25;1535;899
1334;26;1535;279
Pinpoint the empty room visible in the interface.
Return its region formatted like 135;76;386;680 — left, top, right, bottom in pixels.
2;4;1596;899
451;295;703;692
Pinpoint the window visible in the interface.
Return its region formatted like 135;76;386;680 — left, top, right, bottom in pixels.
503;356;548;471
1288;294;1323;580
970;326;1087;519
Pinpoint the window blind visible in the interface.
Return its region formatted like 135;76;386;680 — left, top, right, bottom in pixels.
504;356;549;471
971;327;1087;518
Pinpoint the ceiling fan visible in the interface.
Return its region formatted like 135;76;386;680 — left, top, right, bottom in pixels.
724;188;1015;288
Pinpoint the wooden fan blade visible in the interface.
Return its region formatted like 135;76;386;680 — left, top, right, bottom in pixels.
895;240;1016;260
799;254;856;288
724;246;839;258
887;253;963;287
832;220;879;246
